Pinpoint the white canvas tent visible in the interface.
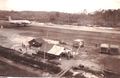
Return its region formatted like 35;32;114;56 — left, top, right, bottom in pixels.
47;45;64;56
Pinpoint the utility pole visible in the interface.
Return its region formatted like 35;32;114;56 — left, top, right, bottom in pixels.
43;30;48;62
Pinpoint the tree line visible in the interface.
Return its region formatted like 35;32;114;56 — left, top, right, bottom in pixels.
0;9;120;27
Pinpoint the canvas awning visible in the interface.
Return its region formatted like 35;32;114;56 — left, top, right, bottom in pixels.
110;44;119;48
47;45;64;56
100;43;109;48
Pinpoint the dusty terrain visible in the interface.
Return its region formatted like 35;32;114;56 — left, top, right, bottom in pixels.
0;23;120;77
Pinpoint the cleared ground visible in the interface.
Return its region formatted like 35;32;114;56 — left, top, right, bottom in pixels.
0;22;120;77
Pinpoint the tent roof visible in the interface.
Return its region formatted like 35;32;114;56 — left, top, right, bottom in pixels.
47;45;64;56
100;43;109;48
110;44;119;48
74;39;84;42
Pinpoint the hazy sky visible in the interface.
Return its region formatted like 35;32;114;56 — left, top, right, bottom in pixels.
0;0;120;13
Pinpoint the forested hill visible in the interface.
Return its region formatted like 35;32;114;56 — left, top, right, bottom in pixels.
0;9;120;27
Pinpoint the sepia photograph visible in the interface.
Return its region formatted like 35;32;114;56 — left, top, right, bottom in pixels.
0;0;120;78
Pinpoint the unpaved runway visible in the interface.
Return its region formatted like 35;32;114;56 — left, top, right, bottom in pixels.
31;22;120;34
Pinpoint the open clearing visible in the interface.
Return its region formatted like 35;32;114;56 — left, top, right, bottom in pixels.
0;23;120;77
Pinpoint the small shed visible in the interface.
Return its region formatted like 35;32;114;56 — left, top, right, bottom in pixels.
100;43;109;53
109;44;119;54
100;43;119;55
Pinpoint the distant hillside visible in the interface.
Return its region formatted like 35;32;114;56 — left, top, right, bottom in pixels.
0;9;120;27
